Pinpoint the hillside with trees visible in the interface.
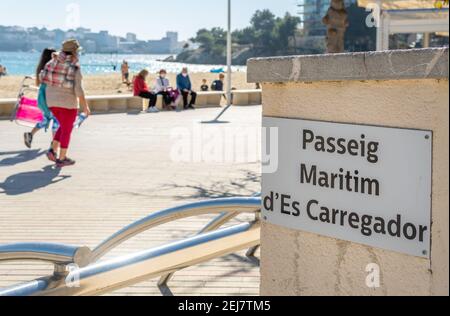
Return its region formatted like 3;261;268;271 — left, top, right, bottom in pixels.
176;6;380;65
176;10;303;65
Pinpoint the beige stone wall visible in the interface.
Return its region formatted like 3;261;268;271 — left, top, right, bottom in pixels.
261;79;449;296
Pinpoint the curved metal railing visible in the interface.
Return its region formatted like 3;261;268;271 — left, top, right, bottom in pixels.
0;197;261;296
91;197;261;262
0;222;260;296
0;243;92;268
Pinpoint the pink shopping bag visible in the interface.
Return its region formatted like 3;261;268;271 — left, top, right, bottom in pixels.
14;97;43;127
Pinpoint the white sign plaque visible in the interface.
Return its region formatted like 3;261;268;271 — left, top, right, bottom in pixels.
262;117;432;258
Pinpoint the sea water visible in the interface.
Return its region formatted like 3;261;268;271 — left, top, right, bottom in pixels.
0;51;246;76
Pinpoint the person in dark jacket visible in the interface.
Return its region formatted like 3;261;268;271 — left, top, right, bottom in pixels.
176;67;196;110
211;73;225;91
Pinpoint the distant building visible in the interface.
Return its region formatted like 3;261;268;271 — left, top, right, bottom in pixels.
54;29;66;48
30;39;55;51
94;31;119;53
0;26;29;51
0;25;183;54
166;31;178;46
118;41;137;54
126;33;137;43
83;40;97;53
147;31;181;54
75;27;91;34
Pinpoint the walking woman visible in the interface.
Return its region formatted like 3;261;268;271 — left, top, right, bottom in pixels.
24;48;60;149
41;39;90;167
133;69;158;113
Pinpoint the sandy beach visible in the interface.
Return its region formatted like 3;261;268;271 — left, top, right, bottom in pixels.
0;72;254;99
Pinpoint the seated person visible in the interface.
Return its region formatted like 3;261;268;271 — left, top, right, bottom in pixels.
176;67;197;110
211;73;225;91
154;69;176;110
133;69;158;113
200;79;209;91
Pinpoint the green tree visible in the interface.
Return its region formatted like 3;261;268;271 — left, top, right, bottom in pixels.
192;27;227;56
233;27;256;45
180;9;303;65
250;10;277;52
274;13;301;53
193;28;215;53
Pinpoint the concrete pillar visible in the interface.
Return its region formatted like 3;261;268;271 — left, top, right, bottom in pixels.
376;12;384;51
423;33;431;48
247;48;449;296
377;13;390;51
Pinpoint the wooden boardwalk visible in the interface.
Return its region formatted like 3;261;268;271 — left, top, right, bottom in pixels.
0;106;262;296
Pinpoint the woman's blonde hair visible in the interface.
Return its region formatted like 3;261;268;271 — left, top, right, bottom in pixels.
138;69;149;78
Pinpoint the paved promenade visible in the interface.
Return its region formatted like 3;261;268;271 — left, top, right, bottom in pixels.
0;106;262;296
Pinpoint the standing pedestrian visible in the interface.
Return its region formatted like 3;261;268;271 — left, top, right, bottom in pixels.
23;48;60;149
41;39;90;167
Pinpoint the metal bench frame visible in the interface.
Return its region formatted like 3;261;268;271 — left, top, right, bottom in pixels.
0;197;261;296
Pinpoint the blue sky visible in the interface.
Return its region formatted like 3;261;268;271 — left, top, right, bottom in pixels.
0;0;300;41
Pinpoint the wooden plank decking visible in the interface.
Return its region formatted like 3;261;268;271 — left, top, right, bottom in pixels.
0;106;262;296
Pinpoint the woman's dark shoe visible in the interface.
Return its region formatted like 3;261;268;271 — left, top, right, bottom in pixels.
24;133;33;149
56;158;76;168
46;149;57;162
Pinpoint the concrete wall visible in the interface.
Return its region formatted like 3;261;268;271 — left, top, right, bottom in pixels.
248;48;449;296
0;90;262;119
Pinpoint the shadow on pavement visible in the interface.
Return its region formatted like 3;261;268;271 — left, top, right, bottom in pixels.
115;170;261;201
0;150;46;167
0;165;71;196
161;170;261;200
